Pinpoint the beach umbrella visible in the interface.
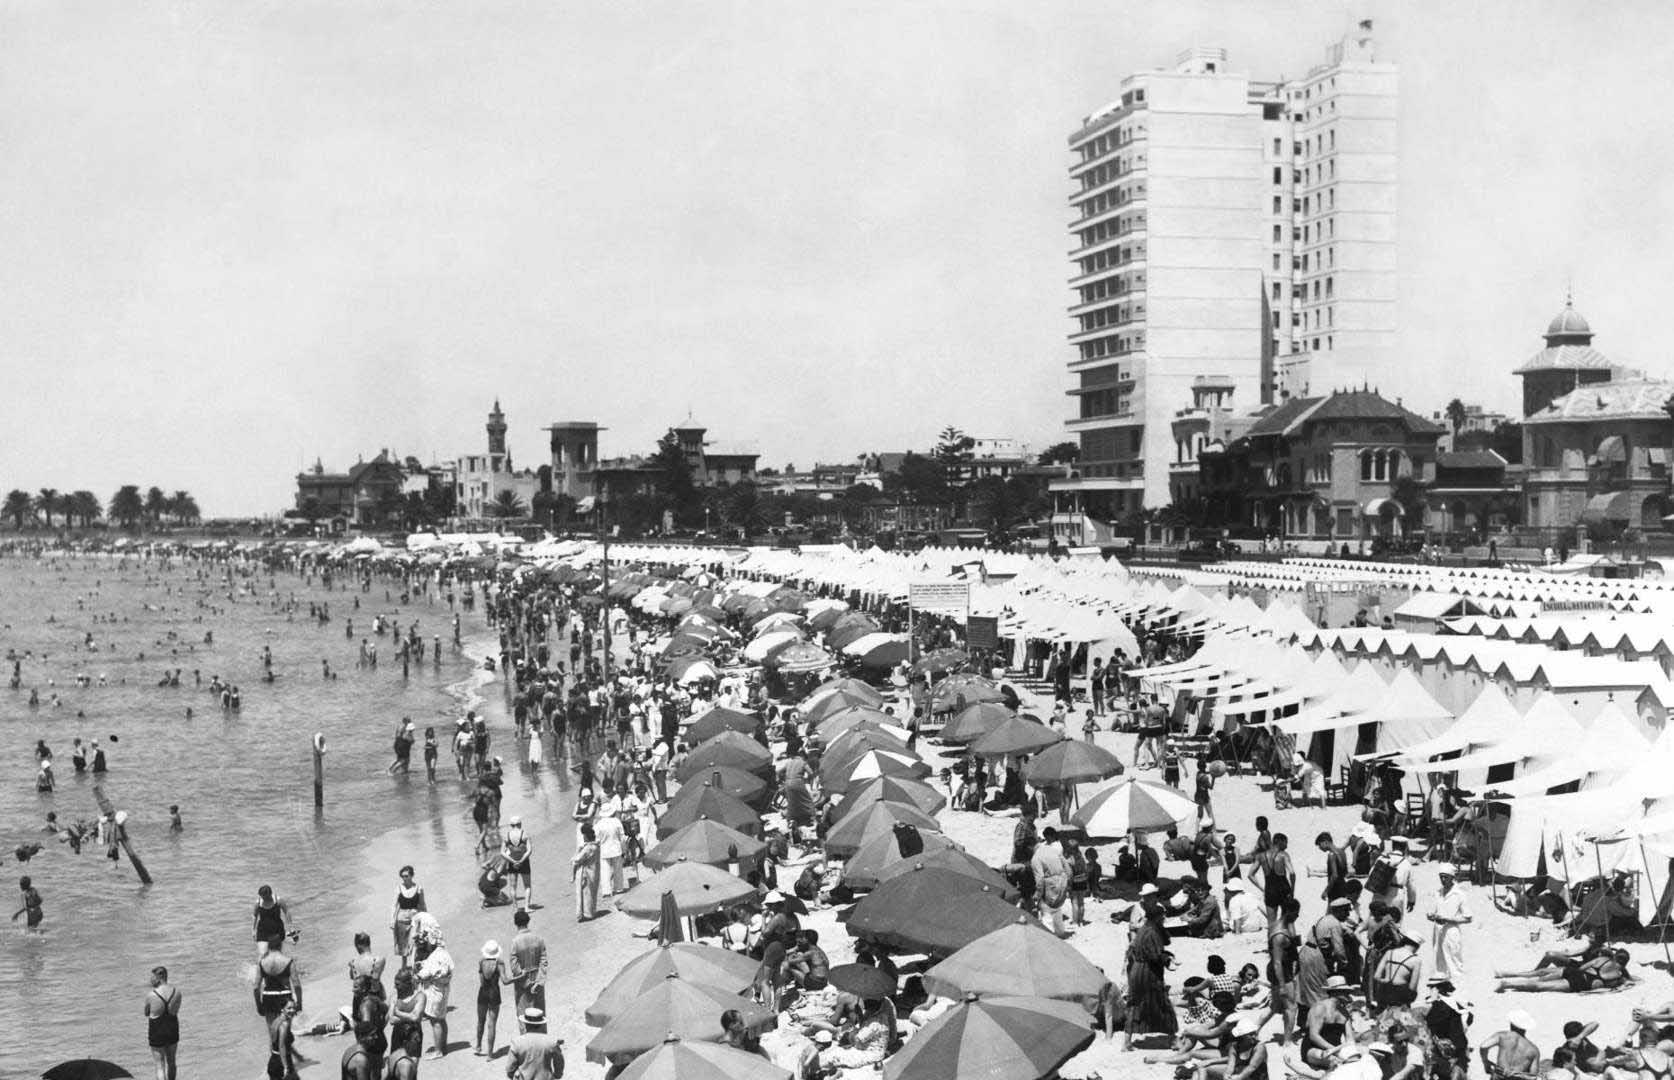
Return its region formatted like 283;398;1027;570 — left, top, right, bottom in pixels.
812;700;898;729
871;848;1019;899
676;731;773;782
41;1064;133;1080
841;829;967;889
742;629;803;663
586;943;763;1025
880;994;1095;1080
769;641;833;674
855;637;912;669
672;765;769;807
835;775;947;819
912;648;971;677
819;714;912;747
971;716;1063;759
586;975;775;1063
824;800;942;858
806;604;851;631
644;819;768;870
684;707;763;745
801;689;881;726
751;611;804;635
1023;740;1125;786
822;749;932;793
827;620;884;652
617;859;758;918
826;963;897;1001
658;785;761;838
615;1036;792;1080
924;920;1110;1002
929;676;1007;714
822;725;912;760
939;701;1015;744
844;867;1041;956
1070;777;1196;839
669;657;720;685
841;631;903;658
805;677;885;709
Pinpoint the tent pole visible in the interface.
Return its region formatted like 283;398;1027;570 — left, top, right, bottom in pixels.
1593;838;1610;941
1638;840;1673;968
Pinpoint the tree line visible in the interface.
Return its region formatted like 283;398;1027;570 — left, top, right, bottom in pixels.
2;486;201;530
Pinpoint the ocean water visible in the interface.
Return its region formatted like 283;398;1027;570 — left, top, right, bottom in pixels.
0;554;497;1074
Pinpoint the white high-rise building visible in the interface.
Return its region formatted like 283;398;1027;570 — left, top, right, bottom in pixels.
1051;22;1395;540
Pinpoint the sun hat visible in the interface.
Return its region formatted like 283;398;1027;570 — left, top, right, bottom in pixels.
1224;879;1246;894
1329;897;1352;909
814;1030;834;1046
1324;975;1354;994
1508;1010;1535;1033
764;889;786;904
1232;1017;1261;1038
524;1007;546;1024
482;940;501;959
1366;1042;1394;1058
1139;883;1159;896
508;815;523;825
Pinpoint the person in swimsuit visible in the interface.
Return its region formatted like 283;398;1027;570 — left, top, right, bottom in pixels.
1201;1016;1268;1080
503;817;533;910
341;1023;379;1080
11;875;43;929
144;965;182;1080
389;968;425;1057
253;885;289;956
267;999;299;1080
348;931;387;1008
476;938;510;1057
255;934;301;1020
390;866;426;969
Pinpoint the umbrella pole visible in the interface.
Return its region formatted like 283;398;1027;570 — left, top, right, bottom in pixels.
1635;839;1674;968
1593;838;1610;941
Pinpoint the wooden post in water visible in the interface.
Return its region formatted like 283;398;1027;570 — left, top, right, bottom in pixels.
93;785;153;885
313;732;327;809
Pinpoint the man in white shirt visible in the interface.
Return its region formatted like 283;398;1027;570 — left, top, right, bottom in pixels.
1030;827;1072;937
1223;878;1265;934
1370;836;1416;912
594;812;627;897
1427;866;1472;978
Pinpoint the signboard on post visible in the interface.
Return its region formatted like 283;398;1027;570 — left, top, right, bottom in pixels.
908;582;971;615
967;615;1000;651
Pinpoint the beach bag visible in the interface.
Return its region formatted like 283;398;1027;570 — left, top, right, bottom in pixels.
1367;855;1398;896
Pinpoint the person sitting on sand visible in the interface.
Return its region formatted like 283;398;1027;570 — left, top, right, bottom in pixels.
1141;985;1236;1067
1479;1011;1541;1079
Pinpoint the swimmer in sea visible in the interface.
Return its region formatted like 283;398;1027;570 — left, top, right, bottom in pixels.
169;805;183;833
11;875;43;928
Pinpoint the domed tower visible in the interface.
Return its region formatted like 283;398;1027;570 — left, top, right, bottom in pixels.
1515;297;1613;418
486;399;508;466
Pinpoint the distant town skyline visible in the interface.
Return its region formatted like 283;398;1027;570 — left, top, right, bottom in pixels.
1;0;1670;516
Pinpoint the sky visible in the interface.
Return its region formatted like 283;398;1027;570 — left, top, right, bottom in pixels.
2;0;1672;517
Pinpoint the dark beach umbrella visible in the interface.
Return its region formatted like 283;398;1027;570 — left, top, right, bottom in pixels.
871;848;1019;899
806;694;890;727
970;716;1063;759
928;675;1007;714
840;828;967;890
41;1064;133;1080
586;975;774;1064
820;749;932;794
806;677;886;708
615;1037;792;1080
644;819;767;870
823;800;942;858
844;867;1042;956
675;731;773;782
835;775;948;819
939;701;1015;744
912;647;971;677
673;765;769;807
684;707;762;745
658;784;761;839
585;943;761;1025
880;994;1096;1080
1023;740;1125;786
825;963;896;1001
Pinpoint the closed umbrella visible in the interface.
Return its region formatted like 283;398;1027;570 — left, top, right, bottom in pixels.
845;868;1042;956
824;800;942;858
684;707;763;745
656;890;685;946
924;920;1110;1001
587;975;775;1063
645;819;768;870
835;775;948;819
658;784;761;838
970;716;1063;759
615;1036;792;1080
939;701;1015;744
585;943;760;1025
616;859;758;918
881;994;1095;1080
1070;777;1196;839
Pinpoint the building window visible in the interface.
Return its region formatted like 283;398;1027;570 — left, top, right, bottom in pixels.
1273;195;1282;213
1271;282;1282;300
1272;224;1282;242
1272;167;1282;185
1272;138;1282;156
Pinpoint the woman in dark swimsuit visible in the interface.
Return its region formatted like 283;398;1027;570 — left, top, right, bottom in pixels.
267;1000;299;1080
253;885;287;956
256;936;300;1019
390;867;426;969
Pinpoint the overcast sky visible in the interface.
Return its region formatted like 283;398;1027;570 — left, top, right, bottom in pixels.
2;0;1671;517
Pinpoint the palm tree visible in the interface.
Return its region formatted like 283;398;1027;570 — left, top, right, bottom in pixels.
1444;398;1468;437
144;487;168;526
68;490;102;528
35;488;60;529
489;490;527;519
110;485;144;530
3;490;33;529
169;491;200;525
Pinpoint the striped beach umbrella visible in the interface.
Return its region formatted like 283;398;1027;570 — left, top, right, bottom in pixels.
881;994;1095;1080
1070;777;1196;839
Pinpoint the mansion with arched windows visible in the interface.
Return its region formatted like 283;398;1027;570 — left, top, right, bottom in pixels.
1196;387;1445;540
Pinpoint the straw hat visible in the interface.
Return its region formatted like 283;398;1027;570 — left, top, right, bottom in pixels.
1508;1010;1535;1033
1232;1017;1262;1038
1224;879;1246;894
482;940;502;959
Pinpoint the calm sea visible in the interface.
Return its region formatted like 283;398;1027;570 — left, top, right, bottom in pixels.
0;554;500;1074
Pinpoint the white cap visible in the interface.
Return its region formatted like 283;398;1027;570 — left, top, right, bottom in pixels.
1508;1010;1535;1033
